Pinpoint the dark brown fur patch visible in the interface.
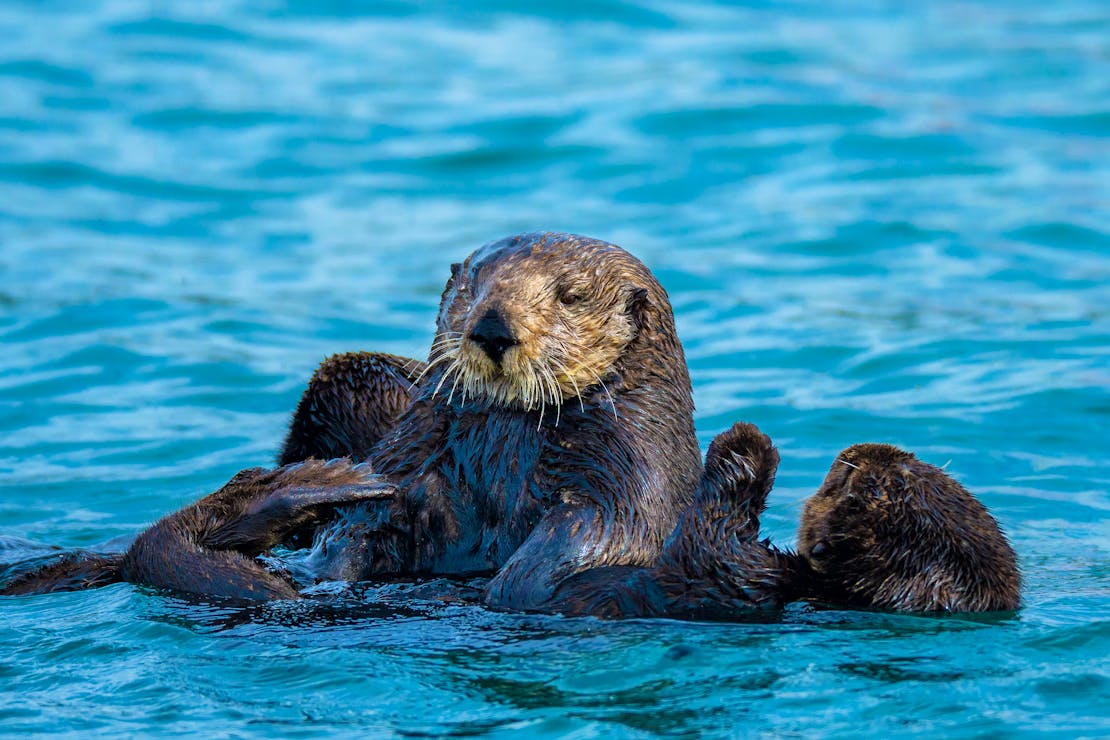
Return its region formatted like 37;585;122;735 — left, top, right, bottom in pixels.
797;444;1021;612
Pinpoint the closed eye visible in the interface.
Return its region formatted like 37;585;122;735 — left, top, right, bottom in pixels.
558;285;585;305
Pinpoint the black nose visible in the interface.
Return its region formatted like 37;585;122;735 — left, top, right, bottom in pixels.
469;309;518;364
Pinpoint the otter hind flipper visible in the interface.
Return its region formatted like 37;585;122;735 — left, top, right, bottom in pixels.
279;352;426;466
697;421;780;525
798;444;1021;613
204;459;395;553
120;459;393;601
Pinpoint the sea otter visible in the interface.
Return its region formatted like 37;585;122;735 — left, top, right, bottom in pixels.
10;232;701;604
1;232;1021;616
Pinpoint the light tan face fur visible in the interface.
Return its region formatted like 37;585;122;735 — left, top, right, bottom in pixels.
424;240;644;413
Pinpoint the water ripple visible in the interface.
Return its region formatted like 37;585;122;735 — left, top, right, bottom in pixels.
1;0;1108;736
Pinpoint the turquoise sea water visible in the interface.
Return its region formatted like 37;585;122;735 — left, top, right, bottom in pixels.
2;0;1108;736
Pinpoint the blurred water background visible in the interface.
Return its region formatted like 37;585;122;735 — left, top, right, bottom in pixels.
1;0;1108;736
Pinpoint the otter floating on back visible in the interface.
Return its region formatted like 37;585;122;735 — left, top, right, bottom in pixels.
93;232;703;608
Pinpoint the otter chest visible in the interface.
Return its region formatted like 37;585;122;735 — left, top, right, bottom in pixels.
421;412;550;573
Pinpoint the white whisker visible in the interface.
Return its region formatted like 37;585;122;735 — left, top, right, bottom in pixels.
546;367;562;428
431;360;457;400
446;365;464;407
551;358;585;414
536;375;545;431
590;370;618;421
412;352;454;385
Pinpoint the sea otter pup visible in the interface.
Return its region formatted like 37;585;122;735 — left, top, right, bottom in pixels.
15;233;701;604
543;431;1021;618
795;445;1021;612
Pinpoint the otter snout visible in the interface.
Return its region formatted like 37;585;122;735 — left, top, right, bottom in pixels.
468;308;518;364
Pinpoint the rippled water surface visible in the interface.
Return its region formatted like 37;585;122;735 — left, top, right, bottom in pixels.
2;0;1109;736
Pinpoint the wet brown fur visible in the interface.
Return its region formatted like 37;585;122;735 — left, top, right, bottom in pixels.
796;444;1021;612
1;551;124;595
279;353;426;466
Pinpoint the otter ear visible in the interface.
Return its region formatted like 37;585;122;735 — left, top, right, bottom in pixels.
628;287;649;317
628;287;653;336
442;262;463;294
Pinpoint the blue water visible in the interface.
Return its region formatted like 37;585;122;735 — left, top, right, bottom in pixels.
2;0;1108;736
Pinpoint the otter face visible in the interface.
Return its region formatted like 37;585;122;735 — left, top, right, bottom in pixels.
796;444;913;580
425;233;658;413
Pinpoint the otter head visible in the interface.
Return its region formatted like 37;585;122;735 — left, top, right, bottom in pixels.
424;232;683;414
796;444;912;581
